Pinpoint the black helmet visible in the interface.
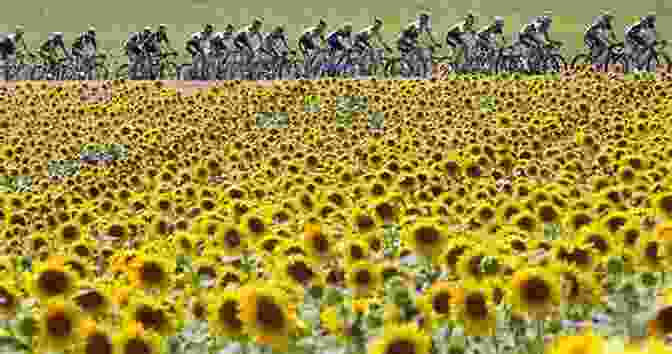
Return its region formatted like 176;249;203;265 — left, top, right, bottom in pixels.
274;26;285;34
205;24;214;32
374;17;383;26
225;24;235;32
643;13;656;24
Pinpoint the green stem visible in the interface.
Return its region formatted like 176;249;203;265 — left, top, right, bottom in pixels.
536;319;545;354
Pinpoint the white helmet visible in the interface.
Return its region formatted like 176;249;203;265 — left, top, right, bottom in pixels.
494;16;504;25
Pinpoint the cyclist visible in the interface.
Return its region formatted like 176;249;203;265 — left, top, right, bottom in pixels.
625;13;658;69
353;18;393;75
186;24;217;78
233;18;265;60
584;11;616;68
446;12;478;66
0;26;29;79
259;26;292;65
299;19;328;56
151;24;177;55
125;27;153;79
398;12;441;77
39;32;71;77
476;16;506;70
326;23;354;72
212;24;236;55
71;26;98;78
517;13;563;69
477;16;506;50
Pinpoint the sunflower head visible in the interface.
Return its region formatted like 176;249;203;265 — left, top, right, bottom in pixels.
38;300;81;353
238;284;292;352
369;323;432;354
509;268;561;320
208;290;244;338
31;259;79;300
345;261;382;298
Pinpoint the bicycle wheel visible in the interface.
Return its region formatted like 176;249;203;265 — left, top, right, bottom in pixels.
570;53;593;70
608;53;630;74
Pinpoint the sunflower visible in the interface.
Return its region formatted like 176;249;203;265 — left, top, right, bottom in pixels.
240;212;269;239
653;192;672;220
238;283;293;352
114;321;162;354
302;223;333;259
208;289;245;338
342;238;371;265
127;254;174;294
548;330;606;354
454;278;497;337
509;267;561;320
345;260;382;298
550;263;601;306
37;300;81;353
123;295;175;336
73;284;111;318
402;219;448;261
281;254;317;287
77;323;115;354
426;281;461;320
31;257;79;300
369;323;432;354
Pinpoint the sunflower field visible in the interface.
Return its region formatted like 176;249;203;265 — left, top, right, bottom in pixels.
1;72;672;354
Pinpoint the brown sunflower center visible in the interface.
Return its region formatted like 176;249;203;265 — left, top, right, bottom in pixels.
521;277;551;305
218;300;243;330
287;261;314;284
255;296;285;331
354;269;371;285
139;262;165;285
465;293;488;319
62;225;80;241
311;234;329;253
86;332;113;354
38;269;69;296
415;226;440;244
0;287;15;309
248;217;265;234
432;292;451;314
47;311;73;337
75;290;105;312
135;305;165;331
124;338;151;354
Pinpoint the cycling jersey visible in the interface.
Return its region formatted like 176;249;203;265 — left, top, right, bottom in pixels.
584;15;615;49
477;23;504;41
234;25;262;51
72;32;97;57
127;32;152;55
446;20;475;46
187;31;216;56
299;26;325;51
39;36;68;63
260;32;289;56
625;19;655;48
211;31;234;52
354;25;383;50
327;30;351;51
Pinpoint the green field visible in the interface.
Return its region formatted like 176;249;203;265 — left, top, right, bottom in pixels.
2;0;671;60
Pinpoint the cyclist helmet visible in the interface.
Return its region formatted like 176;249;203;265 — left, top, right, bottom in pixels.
88;26;96;35
15;25;24;35
273;26;284;34
643;12;656;24
159;24;167;31
318;19;327;27
204;24;214;32
225;24;235;32
374;17;383;26
494;16;504;26
343;23;353;32
465;12;475;21
143;26;152;35
419;11;430;20
252;17;263;26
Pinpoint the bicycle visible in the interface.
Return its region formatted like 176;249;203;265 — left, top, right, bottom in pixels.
494;44;528;74
72;52;110;80
1;52;38;80
385;44;439;78
527;42;567;74
608;40;671;73
30;55;78;80
571;41;624;72
352;46;389;77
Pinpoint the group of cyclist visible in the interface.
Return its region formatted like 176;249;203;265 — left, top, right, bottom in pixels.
0;10;662;79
